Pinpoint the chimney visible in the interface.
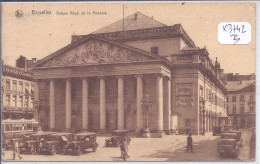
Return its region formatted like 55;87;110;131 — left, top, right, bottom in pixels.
134;13;137;20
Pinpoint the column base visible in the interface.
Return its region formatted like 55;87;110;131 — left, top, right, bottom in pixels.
65;129;71;133
151;130;165;138
164;129;171;135
141;131;151;138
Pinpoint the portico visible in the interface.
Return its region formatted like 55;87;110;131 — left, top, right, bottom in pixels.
32;36;172;136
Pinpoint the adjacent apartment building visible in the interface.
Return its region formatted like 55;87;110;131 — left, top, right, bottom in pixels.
1;64;35;119
226;80;256;129
30;12;227;135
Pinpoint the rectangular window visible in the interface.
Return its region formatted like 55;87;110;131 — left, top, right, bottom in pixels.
240;95;244;102
240;106;244;113
232;96;236;102
19;96;23;107
250;106;254;112
200;86;203;97
6;95;10;106
13;96;17;107
250;95;254;101
5;80;11;90
226;96;229;102
19;82;23;92
25;83;29;93
215;95;217;105
31;97;34;107
232;106;236;113
226;106;229;114
12;80;17;91
151;47;158;55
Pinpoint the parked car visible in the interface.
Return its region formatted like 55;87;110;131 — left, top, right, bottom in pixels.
40;133;74;155
105;130;131;147
20;132;57;155
2;132;20;150
217;139;240;157
213;126;221;136
221;132;243;147
67;132;98;155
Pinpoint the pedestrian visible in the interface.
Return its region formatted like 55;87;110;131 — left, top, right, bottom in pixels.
13;141;22;160
120;138;130;158
186;133;193;153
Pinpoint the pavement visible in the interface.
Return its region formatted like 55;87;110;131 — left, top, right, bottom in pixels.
2;131;254;162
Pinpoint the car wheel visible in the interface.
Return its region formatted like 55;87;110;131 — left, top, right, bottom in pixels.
51;147;57;155
92;144;97;152
64;149;68;155
105;142;108;147
31;147;37;155
77;147;82;156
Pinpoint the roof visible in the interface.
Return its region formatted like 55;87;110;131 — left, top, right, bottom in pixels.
93;12;166;34
32;132;57;136
74;132;96;136
221;133;237;136
225;80;255;92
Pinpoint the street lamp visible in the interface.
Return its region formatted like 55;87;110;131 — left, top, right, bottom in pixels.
141;96;153;138
199;97;206;136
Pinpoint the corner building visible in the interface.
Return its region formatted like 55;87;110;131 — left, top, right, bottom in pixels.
32;12;226;135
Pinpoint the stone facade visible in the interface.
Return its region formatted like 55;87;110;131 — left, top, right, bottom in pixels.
31;14;226;135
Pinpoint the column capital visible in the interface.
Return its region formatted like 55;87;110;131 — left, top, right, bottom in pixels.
153;73;164;78
164;76;172;81
116;75;125;79
97;76;106;80
135;74;143;78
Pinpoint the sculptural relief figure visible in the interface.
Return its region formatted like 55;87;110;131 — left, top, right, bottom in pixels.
44;38;152;67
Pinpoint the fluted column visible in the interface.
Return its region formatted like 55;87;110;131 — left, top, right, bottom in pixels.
136;75;143;130
117;76;124;130
99;77;106;131
156;74;164;133
65;78;72;131
49;79;55;130
165;77;171;134
82;78;89;130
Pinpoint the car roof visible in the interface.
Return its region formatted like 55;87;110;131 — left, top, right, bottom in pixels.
50;133;73;136
222;133;237;136
221;139;236;142
112;129;129;133
74;132;96;136
32;132;58;136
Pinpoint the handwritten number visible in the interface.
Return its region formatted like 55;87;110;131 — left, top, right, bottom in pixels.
241;25;246;33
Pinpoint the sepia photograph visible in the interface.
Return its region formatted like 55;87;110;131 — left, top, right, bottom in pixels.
1;2;256;162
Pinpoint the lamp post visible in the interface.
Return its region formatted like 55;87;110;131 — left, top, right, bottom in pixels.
199;97;206;136
141;96;153;138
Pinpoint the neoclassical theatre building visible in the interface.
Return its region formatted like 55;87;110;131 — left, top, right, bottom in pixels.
31;12;227;135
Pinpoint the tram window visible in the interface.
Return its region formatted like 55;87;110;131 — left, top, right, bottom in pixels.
27;124;32;130
5;124;12;131
13;125;20;131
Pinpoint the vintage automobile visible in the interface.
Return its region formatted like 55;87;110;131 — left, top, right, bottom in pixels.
20;132;57;154
221;132;243;147
2;131;34;151
40;133;74;155
213;126;221;136
105;130;131;147
67;132;98;155
217;138;240;157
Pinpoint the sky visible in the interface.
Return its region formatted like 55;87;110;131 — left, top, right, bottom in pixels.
1;2;256;74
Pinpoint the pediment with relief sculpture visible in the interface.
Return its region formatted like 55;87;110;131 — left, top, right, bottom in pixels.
39;36;158;67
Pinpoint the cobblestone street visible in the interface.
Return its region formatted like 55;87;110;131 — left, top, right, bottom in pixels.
2;130;254;162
